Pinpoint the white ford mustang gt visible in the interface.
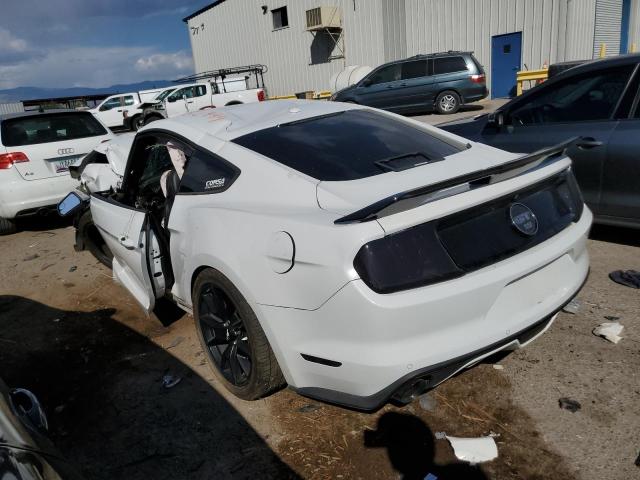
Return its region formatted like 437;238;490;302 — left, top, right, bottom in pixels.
58;100;591;410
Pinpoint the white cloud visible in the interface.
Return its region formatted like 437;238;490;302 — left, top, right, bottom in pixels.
0;28;40;64
134;51;194;76
0;45;193;89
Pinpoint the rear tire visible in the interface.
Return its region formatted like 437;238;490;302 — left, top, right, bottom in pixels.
0;216;17;235
193;268;285;400
435;91;461;114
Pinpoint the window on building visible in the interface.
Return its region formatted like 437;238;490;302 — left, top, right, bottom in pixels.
509;66;634;125
433;56;468;75
400;60;428;80
367;64;400;85
272;6;289;29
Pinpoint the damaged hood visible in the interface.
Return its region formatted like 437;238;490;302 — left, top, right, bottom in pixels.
316;141;519;214
98;132;135;177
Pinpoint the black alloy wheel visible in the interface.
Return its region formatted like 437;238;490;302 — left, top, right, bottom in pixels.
198;284;252;386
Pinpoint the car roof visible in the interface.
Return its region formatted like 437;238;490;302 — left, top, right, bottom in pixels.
552;52;640;78
143;100;361;142
0;109;84;122
408;50;474;60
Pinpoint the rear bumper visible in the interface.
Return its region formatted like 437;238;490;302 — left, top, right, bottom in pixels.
0;169;78;219
293;309;564;410
463;86;488;103
259;208;592;410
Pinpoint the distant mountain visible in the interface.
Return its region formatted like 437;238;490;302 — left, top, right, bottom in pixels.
0;80;175;103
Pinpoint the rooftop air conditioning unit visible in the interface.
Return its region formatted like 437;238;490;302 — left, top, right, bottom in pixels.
305;6;341;30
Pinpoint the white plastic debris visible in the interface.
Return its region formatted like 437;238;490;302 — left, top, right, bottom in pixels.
593;322;624;344
493;364;504;370
562;299;581;314
444;435;498;463
418;392;437;412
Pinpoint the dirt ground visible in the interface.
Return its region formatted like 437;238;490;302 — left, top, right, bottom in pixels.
1;102;639;479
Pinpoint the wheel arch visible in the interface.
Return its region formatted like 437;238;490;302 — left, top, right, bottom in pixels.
187;259;294;383
143;112;164;124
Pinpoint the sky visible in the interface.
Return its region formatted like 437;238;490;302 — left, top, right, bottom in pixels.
0;0;213;89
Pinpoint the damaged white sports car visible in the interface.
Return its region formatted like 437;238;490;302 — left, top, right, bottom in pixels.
59;100;591;410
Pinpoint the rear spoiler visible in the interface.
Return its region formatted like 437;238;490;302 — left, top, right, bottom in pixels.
334;137;577;225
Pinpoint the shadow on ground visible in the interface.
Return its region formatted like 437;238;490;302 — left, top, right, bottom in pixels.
590;224;640;248
406;104;485;118
0;296;299;480
14;214;72;233
365;412;488;480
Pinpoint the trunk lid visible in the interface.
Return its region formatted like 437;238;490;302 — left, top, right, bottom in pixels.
318;140;575;233
317;142;517;214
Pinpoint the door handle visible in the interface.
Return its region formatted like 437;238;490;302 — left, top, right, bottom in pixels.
386;85;394;89
119;236;136;250
575;137;603;149
116;109;123;112
187;101;194;103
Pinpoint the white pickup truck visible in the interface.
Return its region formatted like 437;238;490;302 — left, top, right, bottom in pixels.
140;65;268;126
89;87;177;131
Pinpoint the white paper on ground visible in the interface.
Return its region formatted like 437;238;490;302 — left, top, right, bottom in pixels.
445;435;498;463
593;322;624;344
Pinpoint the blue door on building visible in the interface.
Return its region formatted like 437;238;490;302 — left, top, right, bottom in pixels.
491;32;522;98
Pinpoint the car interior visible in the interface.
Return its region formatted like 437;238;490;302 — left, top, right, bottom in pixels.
508;67;632;125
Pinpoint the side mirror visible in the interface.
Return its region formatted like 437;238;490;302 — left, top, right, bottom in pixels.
360;79;372;88
487;111;505;127
99;105;109;111
57;192;84;217
167;96;176;103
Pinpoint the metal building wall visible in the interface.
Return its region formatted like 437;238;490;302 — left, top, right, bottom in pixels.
627;0;640;49
382;0;407;62
564;0;598;60
593;0;623;56
187;0;387;97
404;0;597;95
0;102;24;115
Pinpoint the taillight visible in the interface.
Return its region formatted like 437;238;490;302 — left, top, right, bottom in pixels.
257;90;265;102
0;152;29;170
471;74;485;83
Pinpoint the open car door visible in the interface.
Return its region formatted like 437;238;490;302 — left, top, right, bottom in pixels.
90;194;168;314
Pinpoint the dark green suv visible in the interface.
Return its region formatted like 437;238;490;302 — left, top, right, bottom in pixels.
331;51;487;115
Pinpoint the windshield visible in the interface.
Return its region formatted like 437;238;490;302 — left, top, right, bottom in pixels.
232;110;463;181
156;88;176;102
1;112;108;147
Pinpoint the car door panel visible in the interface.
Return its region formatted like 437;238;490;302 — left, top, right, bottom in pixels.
165;88;189;117
99;97;124;128
355;64;401;109
599;119;640;222
394;60;432;111
482;121;615;214
90;194;164;313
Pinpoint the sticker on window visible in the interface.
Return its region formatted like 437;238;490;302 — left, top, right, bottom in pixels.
205;178;226;190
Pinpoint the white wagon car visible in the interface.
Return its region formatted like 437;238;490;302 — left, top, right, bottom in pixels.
0;110;113;234
59;101;591;410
